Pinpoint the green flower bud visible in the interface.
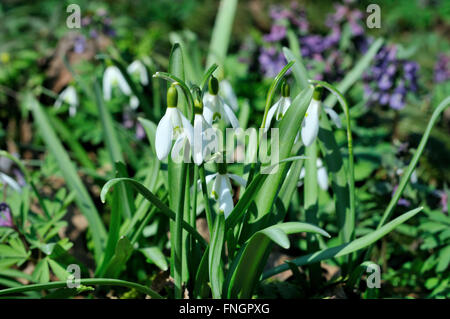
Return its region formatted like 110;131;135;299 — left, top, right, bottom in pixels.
313;85;324;101
167;84;178;108
208;75;219;95
281;80;290;97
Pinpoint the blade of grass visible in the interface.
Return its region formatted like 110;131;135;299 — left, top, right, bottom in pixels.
262;206;423;279
226;222;330;298
209;211;225;298
0;278;162;299
206;0;238;75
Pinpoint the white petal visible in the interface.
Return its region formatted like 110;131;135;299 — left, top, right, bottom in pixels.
280;97;291;117
117;72;132;96
130;95;139;109
0;172;21;193
220;80;238;111
103;66;114;100
155;110;173;160
193;114;205;165
301;99;320;147
221;98;240;129
219;175;234;218
127;60;148;85
228;174;247;187
324;106;342;128
211;174;222;199
263;101;280;133
317;165;329;191
178;109;194;145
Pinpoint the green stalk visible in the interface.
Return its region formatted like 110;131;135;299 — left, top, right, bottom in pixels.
199;165;214;234
0;278;162;299
304;140;322;285
309;80;355;242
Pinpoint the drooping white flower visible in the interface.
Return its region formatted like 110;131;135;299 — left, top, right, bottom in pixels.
206;171;246;218
264;81;292;132
155;85;193;161
0;172;21;193
219;79;238;111
203;76;239;129
193;111;212;165
127;60;149;86
54;85;78;117
103;65;139;109
300;87;341;146
298;158;329;191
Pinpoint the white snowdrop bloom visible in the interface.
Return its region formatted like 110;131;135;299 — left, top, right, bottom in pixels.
155;85;193;161
127;60;149;86
129;95;140;110
207;169;246;218
103;65;135;103
301;87;341;146
203;76;239;129
0;172;21;193
264;81;291;133
219;79;238;111
298;158;329;191
54;85;78;117
193;110;212;165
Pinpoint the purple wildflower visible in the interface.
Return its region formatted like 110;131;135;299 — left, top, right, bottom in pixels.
259;47;287;78
392;185;411;208
73;35;86;54
363;45;419;110
0;203;13;228
433;53;450;83
263;25;287;42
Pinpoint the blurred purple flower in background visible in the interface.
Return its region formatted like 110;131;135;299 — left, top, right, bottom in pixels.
74;35;87;54
263;25;287;42
434;53;450;83
363;45;419;110
0;203;13;228
259;47;287;78
74;7;116;53
257;1;370;82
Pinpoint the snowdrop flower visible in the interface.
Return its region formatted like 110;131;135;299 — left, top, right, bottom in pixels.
301;86;341;146
155;85;193;161
54;85;78;117
219;79;238;111
193;92;212;165
103;65;139;109
0;172;21;193
203;75;239;129
205;164;246;218
298;158;329;191
264;81;291;132
127;60;149;86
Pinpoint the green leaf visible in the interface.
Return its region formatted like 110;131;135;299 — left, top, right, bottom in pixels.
100;177;207;248
0;241;30;268
32;258;50;284
28;94;107;263
47;258;70;281
103;237;133;278
245;86;314;238
283;44;309;90
209;211;225;299
0;278;163;299
263;206;424;279
206;0;238;75
226;222;330;298
139;247;168;271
